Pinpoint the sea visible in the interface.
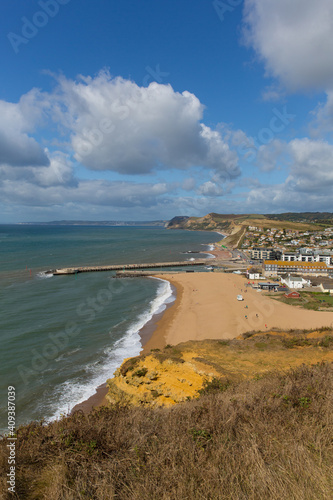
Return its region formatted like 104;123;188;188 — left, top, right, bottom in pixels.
0;224;221;432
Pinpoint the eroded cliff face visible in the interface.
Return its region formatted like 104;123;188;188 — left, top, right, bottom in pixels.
166;214;232;232
106;349;221;407
106;332;333;408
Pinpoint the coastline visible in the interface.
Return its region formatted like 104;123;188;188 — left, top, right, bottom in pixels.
71;279;180;414
73;269;333;413
71;240;218;414
148;272;333;345
71;226;333;414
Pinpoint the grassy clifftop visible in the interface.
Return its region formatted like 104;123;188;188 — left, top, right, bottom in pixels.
1;343;332;498
106;330;333;407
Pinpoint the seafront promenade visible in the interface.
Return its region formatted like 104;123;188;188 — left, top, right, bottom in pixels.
48;260;208;275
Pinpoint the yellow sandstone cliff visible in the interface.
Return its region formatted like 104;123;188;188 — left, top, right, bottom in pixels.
106;331;333;407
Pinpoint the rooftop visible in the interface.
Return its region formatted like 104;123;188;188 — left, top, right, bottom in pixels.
264;261;328;268
309;277;333;287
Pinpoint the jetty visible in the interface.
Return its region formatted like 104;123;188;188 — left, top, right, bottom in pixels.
48;260;209;275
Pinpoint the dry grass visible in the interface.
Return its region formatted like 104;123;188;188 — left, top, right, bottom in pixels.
222;226;247;248
1;362;332;499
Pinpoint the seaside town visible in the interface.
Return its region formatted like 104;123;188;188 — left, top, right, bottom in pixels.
234;226;333;296
2;0;333;497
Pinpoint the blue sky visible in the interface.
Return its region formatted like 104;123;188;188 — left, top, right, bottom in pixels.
0;0;333;222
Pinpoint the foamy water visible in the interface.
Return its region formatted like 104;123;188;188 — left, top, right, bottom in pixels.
0;225;221;430
45;278;175;421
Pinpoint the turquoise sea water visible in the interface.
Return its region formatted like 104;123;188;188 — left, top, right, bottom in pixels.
0;225;220;431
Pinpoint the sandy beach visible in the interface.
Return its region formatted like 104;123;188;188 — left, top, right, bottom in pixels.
143;272;333;350
73;270;333;413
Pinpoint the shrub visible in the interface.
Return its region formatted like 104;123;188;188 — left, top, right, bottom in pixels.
198;377;230;395
318;336;333;348
132;368;148;378
282;337;311;349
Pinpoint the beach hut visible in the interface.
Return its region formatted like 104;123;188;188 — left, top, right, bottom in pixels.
284;291;300;299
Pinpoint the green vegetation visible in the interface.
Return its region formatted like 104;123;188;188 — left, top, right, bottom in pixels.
272;291;333;311
266;212;333;227
132;368;148;378
319;336;333;348
282;337;312;349
119;356;140;376
1;363;332;499
198;377;231;395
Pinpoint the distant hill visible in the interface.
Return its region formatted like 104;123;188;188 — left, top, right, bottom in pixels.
265;212;333;224
166;212;332;233
20;220;167;227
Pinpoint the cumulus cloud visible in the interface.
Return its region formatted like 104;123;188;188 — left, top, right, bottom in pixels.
197;181;223;197
0;90;49;167
0;153;76;188
50;71;240;178
311;90;333;134
255;140;287;172
245;138;333;211
0;176;171;208
0;147;171;208
287;138;333;193
0;71;245;218
243;0;333;91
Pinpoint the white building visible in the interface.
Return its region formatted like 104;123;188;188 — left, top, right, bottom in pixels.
248;271;260;280
314;254;331;266
281;252;332;266
280;275;311;289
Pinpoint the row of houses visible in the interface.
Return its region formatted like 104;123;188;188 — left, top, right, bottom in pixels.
250;247;332;265
282;251;332;265
246;268;333;294
263;260;331;277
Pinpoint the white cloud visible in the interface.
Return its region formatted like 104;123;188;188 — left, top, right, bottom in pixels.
287;138;333;193
0;71;245;219
261;85;285;103
0;91;49;167
50;71;240;178
311;90;333;134
256;140;287;172
197;181;223;197
0;153;75;188
243;0;333;91
0;162;171;208
245;138;333;211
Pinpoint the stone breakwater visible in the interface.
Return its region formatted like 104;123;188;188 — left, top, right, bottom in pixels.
48;260;208;275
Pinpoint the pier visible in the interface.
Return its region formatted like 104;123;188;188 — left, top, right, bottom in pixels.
49;260;209;275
